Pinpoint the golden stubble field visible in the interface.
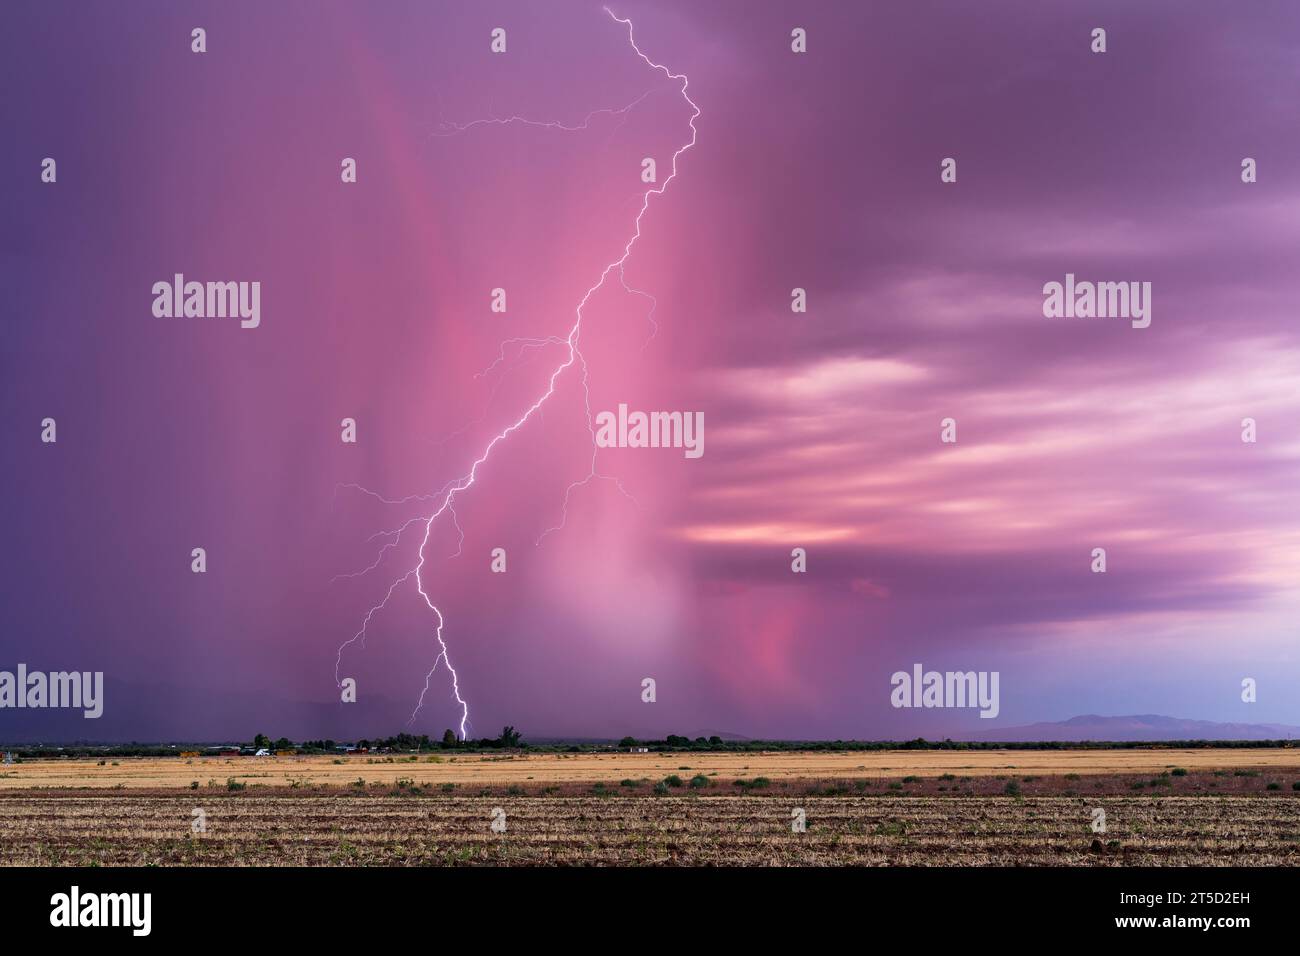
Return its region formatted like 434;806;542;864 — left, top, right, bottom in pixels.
4;750;1299;865
4;748;1300;790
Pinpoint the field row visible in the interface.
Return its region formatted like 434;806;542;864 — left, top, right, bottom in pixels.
3;794;1298;866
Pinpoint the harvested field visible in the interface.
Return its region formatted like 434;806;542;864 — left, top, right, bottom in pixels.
2;790;1298;866
3;748;1299;790
3;752;1298;865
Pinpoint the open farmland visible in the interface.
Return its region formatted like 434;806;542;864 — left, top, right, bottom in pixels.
1;750;1299;865
1;791;1298;866
3;747;1300;790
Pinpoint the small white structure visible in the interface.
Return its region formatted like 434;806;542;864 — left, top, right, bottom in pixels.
254;748;271;757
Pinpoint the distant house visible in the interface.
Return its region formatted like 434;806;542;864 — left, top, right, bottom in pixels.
629;747;649;753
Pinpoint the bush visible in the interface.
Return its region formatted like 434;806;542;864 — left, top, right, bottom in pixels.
689;774;710;789
1171;767;1188;776
1003;780;1020;796
664;774;684;788
1266;782;1281;791
620;778;639;788
653;781;669;795
226;777;246;791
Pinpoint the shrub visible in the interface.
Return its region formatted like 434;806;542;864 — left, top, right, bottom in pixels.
689;774;710;789
1266;782;1281;791
620;778;639;788
653;781;669;795
1171;768;1188;776
664;774;684;788
226;777;246;791
1003;780;1020;796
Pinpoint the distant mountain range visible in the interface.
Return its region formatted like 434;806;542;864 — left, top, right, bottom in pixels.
969;714;1300;742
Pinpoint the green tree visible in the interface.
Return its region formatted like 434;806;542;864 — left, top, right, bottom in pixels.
441;729;457;748
618;736;637;748
253;733;271;750
498;726;522;748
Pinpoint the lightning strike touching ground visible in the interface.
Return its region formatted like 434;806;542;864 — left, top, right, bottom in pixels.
334;7;699;739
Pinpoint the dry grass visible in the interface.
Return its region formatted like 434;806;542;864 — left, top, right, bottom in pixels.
3;747;1299;790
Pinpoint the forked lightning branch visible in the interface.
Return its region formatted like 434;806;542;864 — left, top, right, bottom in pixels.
333;8;700;738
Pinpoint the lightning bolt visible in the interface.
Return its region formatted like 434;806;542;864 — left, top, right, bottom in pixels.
334;7;699;740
